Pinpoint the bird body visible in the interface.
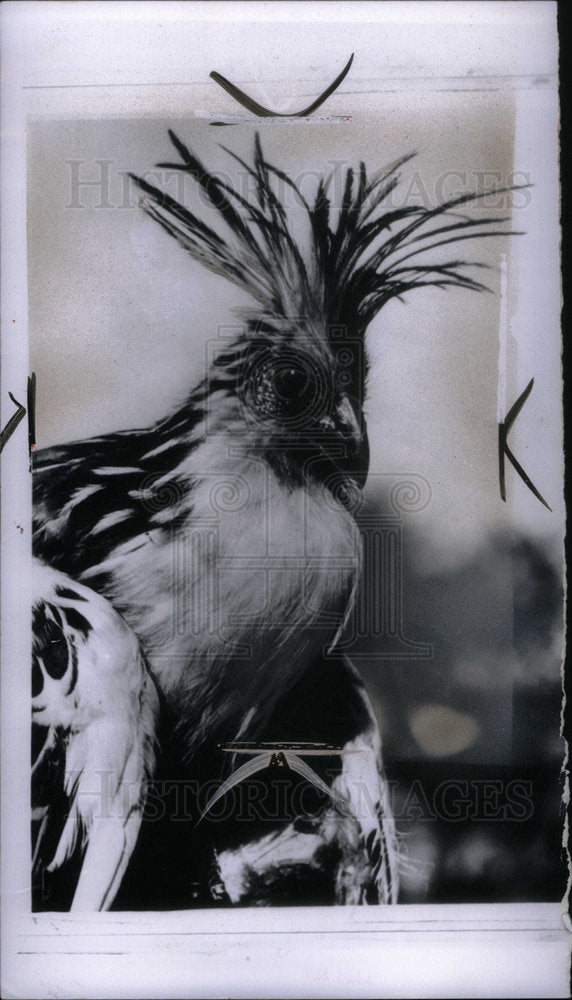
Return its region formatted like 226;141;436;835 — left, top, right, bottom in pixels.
34;376;362;758
32;131;516;908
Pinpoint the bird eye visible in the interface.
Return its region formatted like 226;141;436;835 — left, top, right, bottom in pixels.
243;348;332;427
273;364;312;402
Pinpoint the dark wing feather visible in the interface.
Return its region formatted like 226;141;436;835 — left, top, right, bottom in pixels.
32;409;203;580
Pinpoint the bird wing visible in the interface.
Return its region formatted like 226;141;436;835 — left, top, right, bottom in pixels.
32;430;157;576
32;561;160;911
32;412;203;580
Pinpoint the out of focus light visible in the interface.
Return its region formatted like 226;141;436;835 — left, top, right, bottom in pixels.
409;703;480;757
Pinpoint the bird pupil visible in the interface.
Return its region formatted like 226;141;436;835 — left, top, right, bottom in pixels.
274;366;309;400
243;348;326;422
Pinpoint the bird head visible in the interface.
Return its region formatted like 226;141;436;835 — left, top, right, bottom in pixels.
200;315;369;503
131;132;518;504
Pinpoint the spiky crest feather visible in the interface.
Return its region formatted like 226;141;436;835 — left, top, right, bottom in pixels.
130;131;522;340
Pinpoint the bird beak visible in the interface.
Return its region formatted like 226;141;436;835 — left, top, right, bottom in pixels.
334;395;369;489
316;395;369;491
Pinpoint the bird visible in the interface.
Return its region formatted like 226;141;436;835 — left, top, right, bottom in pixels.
31;559;160;910
32;131;516;909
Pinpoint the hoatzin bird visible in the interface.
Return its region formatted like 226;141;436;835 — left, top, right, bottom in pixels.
32;131;515;909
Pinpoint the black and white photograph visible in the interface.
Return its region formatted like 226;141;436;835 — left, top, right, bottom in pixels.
1;2;567;997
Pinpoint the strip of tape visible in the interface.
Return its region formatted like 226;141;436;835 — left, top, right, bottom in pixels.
195;111;351;125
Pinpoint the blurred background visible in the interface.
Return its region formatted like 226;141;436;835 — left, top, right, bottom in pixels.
349;513;564;903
